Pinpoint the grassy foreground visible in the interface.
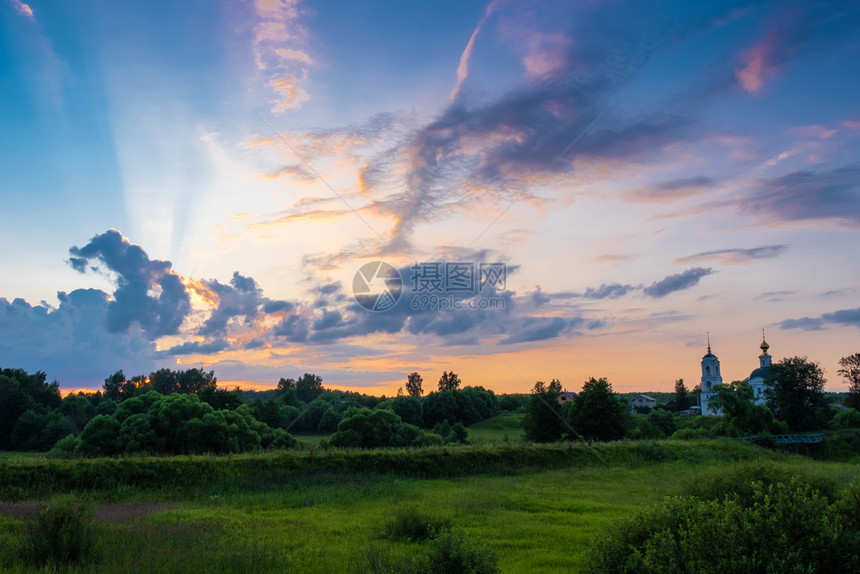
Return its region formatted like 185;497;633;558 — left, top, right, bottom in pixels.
1;439;858;572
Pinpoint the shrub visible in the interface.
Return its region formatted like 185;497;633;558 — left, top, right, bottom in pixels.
49;433;80;458
19;496;100;568
421;527;499;574
383;505;450;541
583;477;859;574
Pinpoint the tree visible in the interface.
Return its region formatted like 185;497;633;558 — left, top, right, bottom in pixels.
765;357;829;432
673;379;690;411
103;370;125;402
839;353;860;410
710;380;785;436
295;373;324;403
523;379;563;443
406;372;424;397
438;371;462;391
567;377;628;442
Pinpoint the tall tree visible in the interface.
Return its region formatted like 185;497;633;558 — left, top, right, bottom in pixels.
522;379;563;443
567;377;628;442
765;357;828;431
673;379;690;410
406;372;424;397
438;371;462;391
103;370;125;402
295;373;324;403
838;353;860;410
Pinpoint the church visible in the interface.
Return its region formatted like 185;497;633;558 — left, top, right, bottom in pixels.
699;333;773;416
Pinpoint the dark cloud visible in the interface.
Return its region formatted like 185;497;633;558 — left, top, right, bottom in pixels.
643;268;713;298
68;229;191;338
0;290;158;386
198;271;293;338
742;167;860;226
164;340;230;356
502;317;571;345
778;317;824;331
675;245;787;265
780;307;860;331
582;283;636;300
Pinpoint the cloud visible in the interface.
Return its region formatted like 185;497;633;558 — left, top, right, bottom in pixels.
251;0;312;111
736;30;783;92
164;340;230;356
780;308;860;331
262;163;315;182
197;271;293;338
741;166;860;226
450;0;502;102
643;268;713;298
582;283;636;300
8;0;33;19
0;291;159;386
674;245;787;265
270;73;310;111
68;230;191;338
623;176;716;203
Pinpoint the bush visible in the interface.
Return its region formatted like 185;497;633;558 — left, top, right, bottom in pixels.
49;433;80;458
421;527;499;574
383;505;450;541
19;496;100;568
584;477;859;574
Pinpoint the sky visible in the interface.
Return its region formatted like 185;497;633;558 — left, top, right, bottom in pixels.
2;0;860;396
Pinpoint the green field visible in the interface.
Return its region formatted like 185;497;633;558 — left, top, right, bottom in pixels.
1;429;858;572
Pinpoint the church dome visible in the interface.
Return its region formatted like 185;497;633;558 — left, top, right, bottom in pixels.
749;366;771;381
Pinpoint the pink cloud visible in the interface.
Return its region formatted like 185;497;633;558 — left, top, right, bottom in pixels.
8;0;33;19
843;118;860;131
786;124;837;139
736;32;781;92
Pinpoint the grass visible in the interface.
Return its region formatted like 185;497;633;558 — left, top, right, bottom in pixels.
1;439;858;572
467;412;525;445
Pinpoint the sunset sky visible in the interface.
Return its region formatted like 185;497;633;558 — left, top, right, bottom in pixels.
2;0;860;395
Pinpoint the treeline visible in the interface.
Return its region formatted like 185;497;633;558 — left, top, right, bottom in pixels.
0;366;508;455
523;355;860;445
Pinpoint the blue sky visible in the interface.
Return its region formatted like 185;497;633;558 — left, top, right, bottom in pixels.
2;0;860;394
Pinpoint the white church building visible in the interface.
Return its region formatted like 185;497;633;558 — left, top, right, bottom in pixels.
700;333;773;416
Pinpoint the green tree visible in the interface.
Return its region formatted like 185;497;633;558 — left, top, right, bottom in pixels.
710;380;785;436
0;368;63;451
522;379;563;443
673;378;690;411
766;357;829;431
839;353;860;410
406;372;424;397
568;377;628;442
295;373;324;403
103;370;125;402
389;395;423;427
438;371;462;391
329;407;429;448
76;414;121;456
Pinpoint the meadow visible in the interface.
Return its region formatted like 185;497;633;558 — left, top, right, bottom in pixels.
1;420;859;573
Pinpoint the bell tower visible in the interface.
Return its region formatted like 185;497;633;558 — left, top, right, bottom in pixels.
700;333;723;415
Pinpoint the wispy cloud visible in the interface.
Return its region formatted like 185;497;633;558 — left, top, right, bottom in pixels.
741;166;860;226
675;245;787;265
450;0;502;102
643;268;714;299
623;176;717;203
251;0;313;112
780;308;860;331
8;0;33;19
